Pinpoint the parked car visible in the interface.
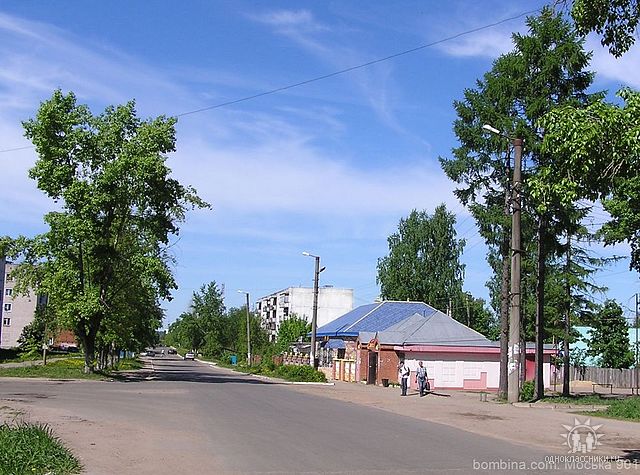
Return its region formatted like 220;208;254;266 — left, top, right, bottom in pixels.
146;350;156;357
167;348;177;354
184;352;195;360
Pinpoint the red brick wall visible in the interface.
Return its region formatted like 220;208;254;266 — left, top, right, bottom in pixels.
377;348;400;385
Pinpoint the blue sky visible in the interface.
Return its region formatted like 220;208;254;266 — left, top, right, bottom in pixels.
1;1;639;326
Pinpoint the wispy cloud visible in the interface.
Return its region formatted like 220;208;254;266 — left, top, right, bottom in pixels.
0;10;460;240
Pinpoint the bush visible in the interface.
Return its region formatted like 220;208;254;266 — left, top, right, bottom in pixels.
274;364;327;382
520;380;535;401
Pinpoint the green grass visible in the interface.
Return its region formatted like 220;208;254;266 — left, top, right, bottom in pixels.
0;423;82;475
541;394;611;405
583;397;640;421
0;357;143;380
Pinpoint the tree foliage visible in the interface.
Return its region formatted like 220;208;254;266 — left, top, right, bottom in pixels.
275;315;310;354
540;89;640;273
587;300;635;368
377;204;466;320
570;0;640;57
14;90;208;372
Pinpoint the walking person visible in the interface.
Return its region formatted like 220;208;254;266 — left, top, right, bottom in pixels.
398;360;410;396
415;361;428;397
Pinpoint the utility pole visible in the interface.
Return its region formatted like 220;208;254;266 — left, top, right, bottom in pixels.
303;252;324;369
237;290;251;366
634;293;640;396
245;292;251;366
562;236;571;397
508;137;523;404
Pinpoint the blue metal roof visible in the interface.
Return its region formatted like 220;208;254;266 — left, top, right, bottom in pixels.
316;303;379;337
316;301;439;337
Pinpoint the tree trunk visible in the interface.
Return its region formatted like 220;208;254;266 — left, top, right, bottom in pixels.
535;218;546;400
78;317;100;374
81;334;95;374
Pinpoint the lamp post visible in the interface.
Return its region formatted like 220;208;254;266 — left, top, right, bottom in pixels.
237;290;251;366
302;251;324;369
483;124;523;404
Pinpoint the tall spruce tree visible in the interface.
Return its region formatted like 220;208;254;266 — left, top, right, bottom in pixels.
440;8;600;398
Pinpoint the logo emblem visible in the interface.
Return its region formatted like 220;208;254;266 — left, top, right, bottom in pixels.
561;418;604;453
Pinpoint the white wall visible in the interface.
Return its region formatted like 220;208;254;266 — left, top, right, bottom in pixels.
406;352;553;390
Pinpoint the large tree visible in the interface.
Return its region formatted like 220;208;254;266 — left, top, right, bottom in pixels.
588;300;635;368
16;90;208;372
377;204;466;320
441;8;600;399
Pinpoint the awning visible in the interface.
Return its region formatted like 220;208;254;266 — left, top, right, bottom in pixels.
324;339;346;349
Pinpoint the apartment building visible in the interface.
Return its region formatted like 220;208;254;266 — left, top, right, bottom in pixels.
257;286;353;342
1;261;44;349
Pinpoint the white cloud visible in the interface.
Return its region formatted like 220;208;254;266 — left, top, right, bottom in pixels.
436;29;515;59
250;9;328;33
588;36;640;89
0;10;461;239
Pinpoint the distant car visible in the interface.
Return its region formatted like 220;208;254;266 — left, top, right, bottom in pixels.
146;350;156;357
167;348;177;354
184;352;195;360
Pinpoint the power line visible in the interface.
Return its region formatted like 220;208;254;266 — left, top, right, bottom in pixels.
0;7;542;154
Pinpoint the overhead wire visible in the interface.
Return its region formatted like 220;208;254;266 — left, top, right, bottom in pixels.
0;7;543;154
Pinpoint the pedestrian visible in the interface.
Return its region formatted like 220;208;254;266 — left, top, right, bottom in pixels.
398;360;410;396
415;361;428;396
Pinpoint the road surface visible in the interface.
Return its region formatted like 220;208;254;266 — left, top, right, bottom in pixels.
0;354;599;474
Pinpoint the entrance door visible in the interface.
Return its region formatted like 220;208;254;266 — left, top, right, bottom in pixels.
367;352;378;385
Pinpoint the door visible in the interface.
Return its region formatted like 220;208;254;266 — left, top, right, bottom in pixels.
367;351;378;385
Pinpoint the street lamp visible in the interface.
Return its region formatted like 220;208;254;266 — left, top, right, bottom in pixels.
302;251;325;369
237;290;251;366
483;124;523;404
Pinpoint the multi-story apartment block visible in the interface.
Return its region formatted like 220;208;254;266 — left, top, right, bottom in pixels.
257;286;353;342
1;261;45;349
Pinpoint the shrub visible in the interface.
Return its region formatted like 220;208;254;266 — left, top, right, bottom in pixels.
520;380;535;401
274;364;327;382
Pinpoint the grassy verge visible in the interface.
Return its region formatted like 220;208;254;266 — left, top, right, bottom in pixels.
540;394;611;405
582;397;640;422
0;357;143;380
0;423;82;475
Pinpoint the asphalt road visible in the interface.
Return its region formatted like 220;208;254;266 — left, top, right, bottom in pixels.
0;355;580;474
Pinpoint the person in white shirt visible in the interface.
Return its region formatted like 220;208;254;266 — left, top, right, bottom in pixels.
398;360;410;396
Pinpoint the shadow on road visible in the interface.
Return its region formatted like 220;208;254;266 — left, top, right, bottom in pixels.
118;359;285;386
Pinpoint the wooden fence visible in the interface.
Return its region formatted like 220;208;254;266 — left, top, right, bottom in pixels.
558;365;640;389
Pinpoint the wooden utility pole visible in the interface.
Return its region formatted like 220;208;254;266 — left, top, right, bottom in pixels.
534;219;546;400
508;138;523;404
562;236;571;397
635;293;639;395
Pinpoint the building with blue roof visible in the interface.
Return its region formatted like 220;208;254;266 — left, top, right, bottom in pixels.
319;300;554;392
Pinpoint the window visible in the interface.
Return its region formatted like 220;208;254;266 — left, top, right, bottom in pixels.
5;288;12;297
3;303;11;312
5;273;13;282
2;317;10;326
